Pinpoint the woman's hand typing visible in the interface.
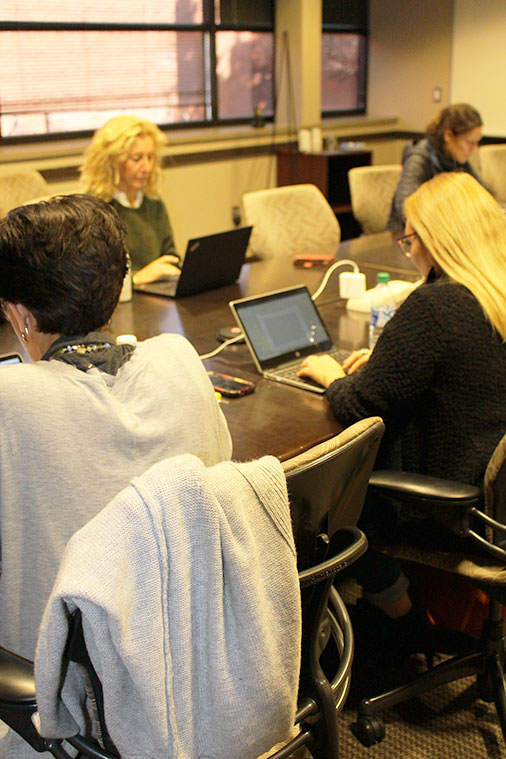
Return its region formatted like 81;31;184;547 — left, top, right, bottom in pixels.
297;354;346;389
133;255;180;285
342;348;371;375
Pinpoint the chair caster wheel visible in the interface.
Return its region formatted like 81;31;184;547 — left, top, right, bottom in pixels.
351;716;386;747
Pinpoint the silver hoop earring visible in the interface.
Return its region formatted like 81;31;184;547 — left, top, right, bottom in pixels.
20;326;29;342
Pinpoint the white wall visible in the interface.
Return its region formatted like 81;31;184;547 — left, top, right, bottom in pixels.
368;0;454;133
450;0;506;137
158;156;276;252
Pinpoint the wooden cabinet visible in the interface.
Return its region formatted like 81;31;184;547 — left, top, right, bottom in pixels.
277;148;372;240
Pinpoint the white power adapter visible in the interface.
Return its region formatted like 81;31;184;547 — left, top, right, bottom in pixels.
339;271;366;299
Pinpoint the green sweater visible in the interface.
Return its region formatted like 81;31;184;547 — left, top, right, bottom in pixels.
110;196;177;274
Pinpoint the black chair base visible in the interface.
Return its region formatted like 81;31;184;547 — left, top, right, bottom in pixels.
351;611;506;749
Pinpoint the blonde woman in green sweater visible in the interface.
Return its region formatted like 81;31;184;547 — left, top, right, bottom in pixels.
81;115;180;285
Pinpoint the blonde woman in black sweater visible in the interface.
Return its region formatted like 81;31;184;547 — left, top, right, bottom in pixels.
298;172;506;660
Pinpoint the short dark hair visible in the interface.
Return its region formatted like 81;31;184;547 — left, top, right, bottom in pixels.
0;194;128;335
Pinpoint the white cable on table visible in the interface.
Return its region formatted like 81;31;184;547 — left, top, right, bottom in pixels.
199;332;245;361
311;259;361;301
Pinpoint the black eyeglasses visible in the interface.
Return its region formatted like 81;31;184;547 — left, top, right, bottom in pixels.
396;232;417;258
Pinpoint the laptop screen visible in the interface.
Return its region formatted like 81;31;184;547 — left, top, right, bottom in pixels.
231;286;334;369
133;226;252;299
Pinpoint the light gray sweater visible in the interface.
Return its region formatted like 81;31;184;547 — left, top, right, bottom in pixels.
0;333;232;661
35;454;301;759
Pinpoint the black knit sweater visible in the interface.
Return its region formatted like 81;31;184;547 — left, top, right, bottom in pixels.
325;276;506;485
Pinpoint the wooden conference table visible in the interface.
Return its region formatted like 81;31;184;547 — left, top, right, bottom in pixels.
0;232;417;462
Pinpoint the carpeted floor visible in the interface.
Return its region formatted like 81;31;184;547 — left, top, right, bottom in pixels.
263;658;504;759
338;670;504;759
262;573;505;759
332;581;506;758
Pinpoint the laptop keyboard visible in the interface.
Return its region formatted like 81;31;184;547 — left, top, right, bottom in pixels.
276;347;350;380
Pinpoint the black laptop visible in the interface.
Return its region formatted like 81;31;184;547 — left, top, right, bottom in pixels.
229;284;349;394
134;226;252;299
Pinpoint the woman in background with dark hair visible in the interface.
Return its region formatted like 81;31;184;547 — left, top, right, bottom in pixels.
388;103;485;230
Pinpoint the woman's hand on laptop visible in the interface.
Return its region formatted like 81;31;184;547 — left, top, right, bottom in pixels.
297;355;346;388
133;255;181;285
342;348;371;375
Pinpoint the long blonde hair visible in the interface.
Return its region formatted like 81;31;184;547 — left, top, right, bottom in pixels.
80;115;167;200
405;172;506;340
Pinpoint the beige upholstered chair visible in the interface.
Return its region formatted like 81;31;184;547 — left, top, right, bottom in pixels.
0;167;49;217
478;144;506;201
348;164;402;235
241;183;340;259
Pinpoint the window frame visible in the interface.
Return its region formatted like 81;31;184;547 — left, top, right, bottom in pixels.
0;1;275;144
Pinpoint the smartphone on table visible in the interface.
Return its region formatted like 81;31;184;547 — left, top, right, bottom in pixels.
293;253;335;268
0;353;23;366
207;371;255;398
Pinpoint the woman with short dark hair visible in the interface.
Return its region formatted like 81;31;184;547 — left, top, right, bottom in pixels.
0;194;127;346
0;194;232;665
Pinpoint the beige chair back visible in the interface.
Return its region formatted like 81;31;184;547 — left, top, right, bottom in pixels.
348;164;402;235
241;183;340;259
478;144;506;201
0;168;49;217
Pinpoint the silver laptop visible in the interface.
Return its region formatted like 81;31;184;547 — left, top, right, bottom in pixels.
229;285;349;394
134;226;252;299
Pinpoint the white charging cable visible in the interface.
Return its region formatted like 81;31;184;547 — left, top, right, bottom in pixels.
311;259;366;301
199;258;365;360
199;332;245;361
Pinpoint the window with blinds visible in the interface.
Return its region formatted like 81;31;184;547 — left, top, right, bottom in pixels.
321;0;368;116
0;0;274;139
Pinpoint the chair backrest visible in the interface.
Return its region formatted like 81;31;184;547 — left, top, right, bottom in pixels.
278;418;382;758
34;454;302;759
241;183;340;259
283;417;384;569
60;417;385;759
0;167;49;217
478;144;506;201
348;165;402;235
0;428;384;759
483;430;506;549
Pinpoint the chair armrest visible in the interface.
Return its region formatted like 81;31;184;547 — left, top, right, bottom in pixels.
0;648;36;706
299;526;367;588
0;648;49;756
368;470;480;528
0;648;120;759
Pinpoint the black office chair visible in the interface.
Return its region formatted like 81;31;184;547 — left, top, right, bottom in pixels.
271;416;384;759
0;417;385;759
351;431;506;751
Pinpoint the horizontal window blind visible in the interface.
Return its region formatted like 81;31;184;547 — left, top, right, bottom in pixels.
2;0;203;25
0;0;273;139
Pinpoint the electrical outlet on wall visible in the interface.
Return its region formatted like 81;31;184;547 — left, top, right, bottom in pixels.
232;205;241;227
432;87;442;103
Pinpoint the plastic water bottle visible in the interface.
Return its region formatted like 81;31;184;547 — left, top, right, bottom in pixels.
119;255;132;303
369;272;396;350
